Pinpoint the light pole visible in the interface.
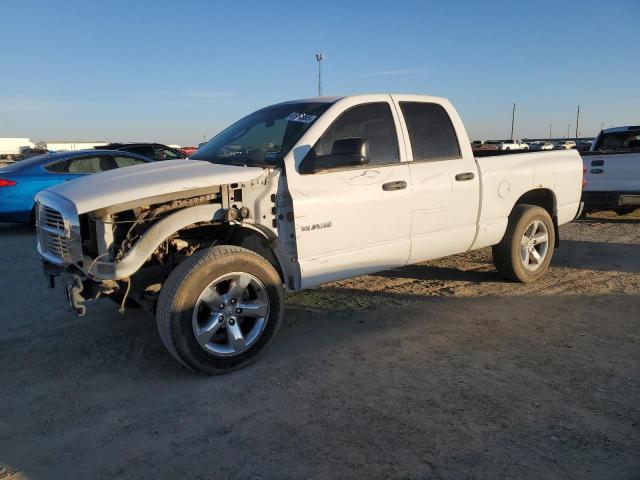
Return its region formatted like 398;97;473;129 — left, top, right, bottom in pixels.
510;102;516;140
575;105;580;140
549;125;552;141
315;52;325;96
567;124;571;139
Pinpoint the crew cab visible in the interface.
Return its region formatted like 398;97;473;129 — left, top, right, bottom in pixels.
35;94;583;374
582;126;640;214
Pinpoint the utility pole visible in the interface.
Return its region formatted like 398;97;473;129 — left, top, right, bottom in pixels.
575;105;580;140
510;102;516;140
549;124;552;140
315;52;325;96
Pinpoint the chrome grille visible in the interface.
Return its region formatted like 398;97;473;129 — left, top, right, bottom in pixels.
43;230;73;260
42;206;64;230
35;199;82;266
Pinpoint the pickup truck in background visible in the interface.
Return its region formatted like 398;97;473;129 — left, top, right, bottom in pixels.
582;125;640;215
554;140;577;150
494;139;529;150
35;94;583;374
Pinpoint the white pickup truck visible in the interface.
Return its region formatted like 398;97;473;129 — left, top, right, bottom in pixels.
35;94;583;374
494;139;529;150
582;126;640;215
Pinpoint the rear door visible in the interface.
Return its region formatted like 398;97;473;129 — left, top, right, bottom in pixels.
391;95;480;263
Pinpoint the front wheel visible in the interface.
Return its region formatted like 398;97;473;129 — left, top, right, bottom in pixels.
492;205;555;283
157;245;284;374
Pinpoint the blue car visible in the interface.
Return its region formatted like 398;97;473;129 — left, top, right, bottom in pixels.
0;149;151;223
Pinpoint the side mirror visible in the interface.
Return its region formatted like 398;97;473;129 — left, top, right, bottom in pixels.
299;137;369;174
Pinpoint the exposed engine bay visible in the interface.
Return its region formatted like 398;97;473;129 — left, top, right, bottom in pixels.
39;169;298;316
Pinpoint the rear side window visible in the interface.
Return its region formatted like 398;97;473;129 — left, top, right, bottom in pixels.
44;160;68;173
113;156;146;168
400;102;461;161
66;156;112;173
312;102;400;166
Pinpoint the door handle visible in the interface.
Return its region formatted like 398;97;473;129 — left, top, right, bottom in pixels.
591;160;604;167
590;168;604;174
455;172;475;181
382;180;407;191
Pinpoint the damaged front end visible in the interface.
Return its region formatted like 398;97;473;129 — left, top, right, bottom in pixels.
36;168;285;316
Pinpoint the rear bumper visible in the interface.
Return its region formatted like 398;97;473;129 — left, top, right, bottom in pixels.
573;202;584;220
582;191;640;211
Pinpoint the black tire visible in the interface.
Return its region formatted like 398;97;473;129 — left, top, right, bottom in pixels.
492;205;556;283
157;245;284;374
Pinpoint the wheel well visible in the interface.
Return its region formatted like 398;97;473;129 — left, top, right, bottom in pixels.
512;188;559;247
175;223;285;283
226;228;285;283
514;188;556;216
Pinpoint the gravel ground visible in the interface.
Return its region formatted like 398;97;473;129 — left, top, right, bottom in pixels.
1;211;639;479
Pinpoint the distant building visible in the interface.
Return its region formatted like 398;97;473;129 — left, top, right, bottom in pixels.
0;138;35;156
45;141;108;152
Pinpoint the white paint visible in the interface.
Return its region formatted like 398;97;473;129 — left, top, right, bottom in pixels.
583;152;640;192
284;94;412;288
283;95;581;288
37;93;583;293
45;159;264;214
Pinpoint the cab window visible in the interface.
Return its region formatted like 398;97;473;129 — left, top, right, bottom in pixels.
310;102;400;168
400;102;461;161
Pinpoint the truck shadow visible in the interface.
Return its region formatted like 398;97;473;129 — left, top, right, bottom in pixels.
372;263;502;283
554;239;640;274
577;217;640;225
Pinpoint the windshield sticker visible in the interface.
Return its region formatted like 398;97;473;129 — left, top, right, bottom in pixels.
284;112;317;124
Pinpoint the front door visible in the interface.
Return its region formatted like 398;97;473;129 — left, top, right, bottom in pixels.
286;98;412;288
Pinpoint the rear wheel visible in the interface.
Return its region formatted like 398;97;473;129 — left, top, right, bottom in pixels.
157;245;284;374
492;205;555;283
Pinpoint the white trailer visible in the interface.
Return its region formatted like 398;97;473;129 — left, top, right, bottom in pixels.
0;138;35;156
45;142;107;152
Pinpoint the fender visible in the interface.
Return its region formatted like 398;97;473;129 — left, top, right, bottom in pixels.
86;204;225;280
85;203;291;284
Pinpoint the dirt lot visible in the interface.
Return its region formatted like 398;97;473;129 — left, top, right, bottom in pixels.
1;212;639;480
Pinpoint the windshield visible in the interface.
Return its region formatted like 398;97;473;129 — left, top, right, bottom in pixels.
191;102;333;167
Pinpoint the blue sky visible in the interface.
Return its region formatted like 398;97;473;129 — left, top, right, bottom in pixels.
1;0;638;145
